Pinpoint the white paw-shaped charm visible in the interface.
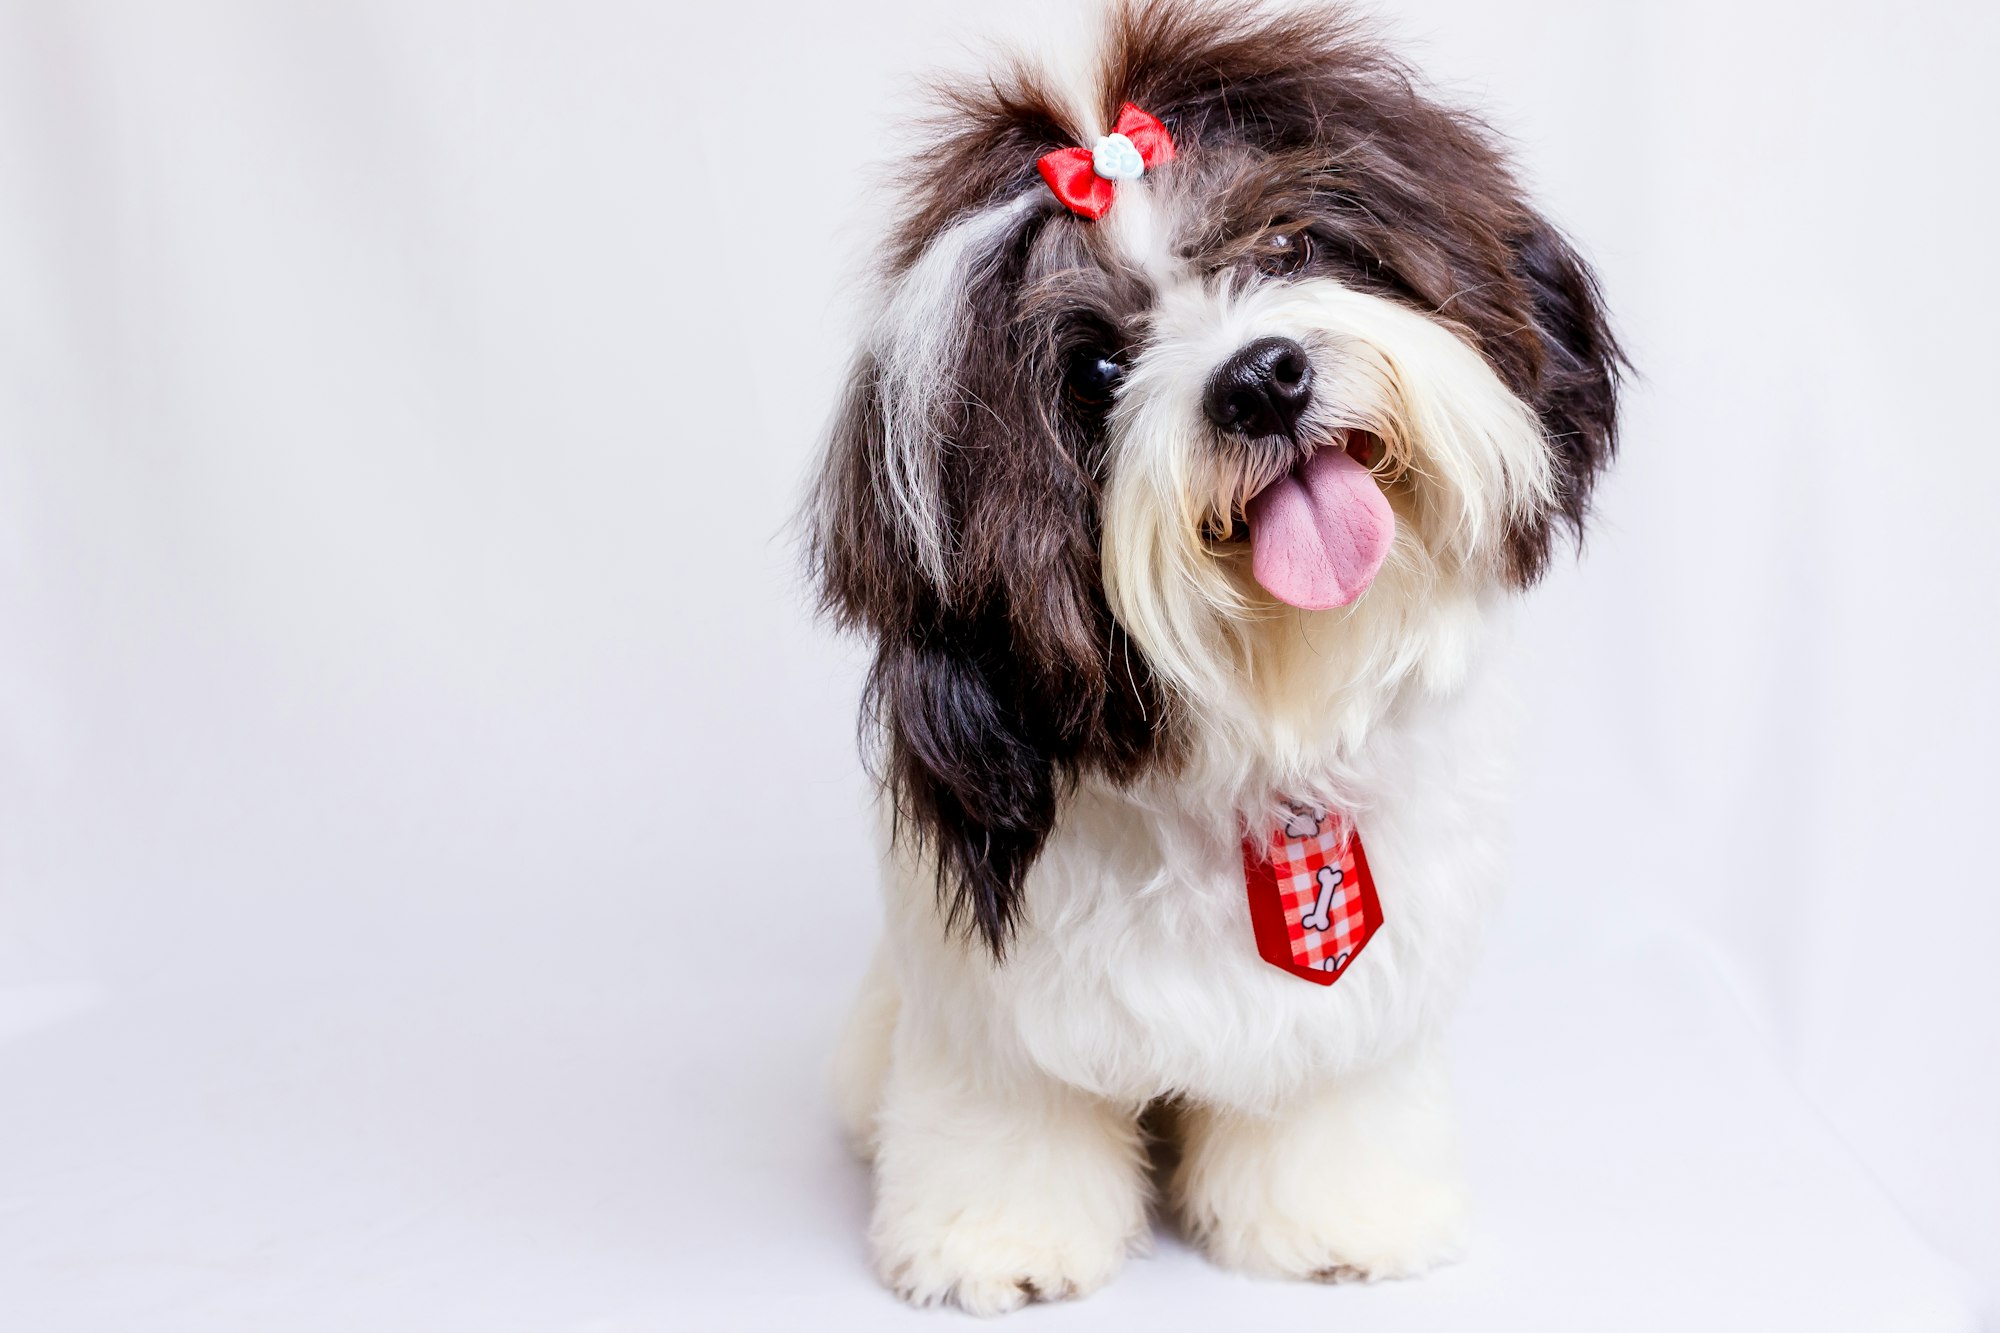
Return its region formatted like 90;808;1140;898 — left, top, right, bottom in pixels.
1091;132;1146;181
1282;806;1324;840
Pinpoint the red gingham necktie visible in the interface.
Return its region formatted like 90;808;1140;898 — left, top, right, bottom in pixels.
1242;806;1383;985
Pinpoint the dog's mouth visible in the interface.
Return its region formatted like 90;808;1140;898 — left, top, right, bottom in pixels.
1207;432;1395;611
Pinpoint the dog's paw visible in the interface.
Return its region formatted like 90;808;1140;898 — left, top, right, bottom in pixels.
873;1206;1134;1316
1193;1178;1468;1283
1175;1044;1469;1285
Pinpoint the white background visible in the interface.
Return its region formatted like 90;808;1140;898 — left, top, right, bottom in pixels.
2;1;1996;1329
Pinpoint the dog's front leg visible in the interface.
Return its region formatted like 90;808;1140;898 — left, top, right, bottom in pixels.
1172;1037;1468;1282
869;1024;1148;1315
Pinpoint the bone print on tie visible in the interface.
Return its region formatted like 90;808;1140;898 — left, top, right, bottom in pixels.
1240;807;1383;985
1300;865;1344;934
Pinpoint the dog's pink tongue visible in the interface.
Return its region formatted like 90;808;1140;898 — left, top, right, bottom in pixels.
1246;446;1395;610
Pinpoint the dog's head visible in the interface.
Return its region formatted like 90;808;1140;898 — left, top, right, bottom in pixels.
808;1;1622;953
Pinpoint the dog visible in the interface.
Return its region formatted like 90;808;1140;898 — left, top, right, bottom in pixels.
805;0;1621;1313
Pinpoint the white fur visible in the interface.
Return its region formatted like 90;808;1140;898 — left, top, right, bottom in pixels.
864;987;1153;1315
1175;1037;1469;1280
868;194;1037;591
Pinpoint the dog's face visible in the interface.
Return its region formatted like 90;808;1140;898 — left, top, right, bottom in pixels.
810;1;1621;952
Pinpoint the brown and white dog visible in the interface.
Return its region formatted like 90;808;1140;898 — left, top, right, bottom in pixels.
806;0;1621;1313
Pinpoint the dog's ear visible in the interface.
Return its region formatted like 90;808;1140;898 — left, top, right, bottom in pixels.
807;220;1164;957
1506;217;1625;583
868;625;1061;953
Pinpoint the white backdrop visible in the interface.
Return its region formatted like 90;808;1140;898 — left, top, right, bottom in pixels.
3;1;1996;1329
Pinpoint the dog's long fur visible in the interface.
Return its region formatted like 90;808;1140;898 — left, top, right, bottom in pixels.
807;1;1621;1312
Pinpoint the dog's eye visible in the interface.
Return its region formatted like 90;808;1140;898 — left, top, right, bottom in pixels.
1066;351;1125;407
1255;230;1315;277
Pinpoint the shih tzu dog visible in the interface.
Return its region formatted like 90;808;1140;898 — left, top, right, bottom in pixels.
806;0;1621;1313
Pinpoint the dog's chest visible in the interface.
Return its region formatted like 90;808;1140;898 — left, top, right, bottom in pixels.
989;744;1499;1109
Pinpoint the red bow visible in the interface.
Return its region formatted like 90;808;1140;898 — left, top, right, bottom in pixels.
1036;104;1177;220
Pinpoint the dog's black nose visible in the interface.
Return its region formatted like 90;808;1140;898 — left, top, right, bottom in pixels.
1202;336;1314;439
